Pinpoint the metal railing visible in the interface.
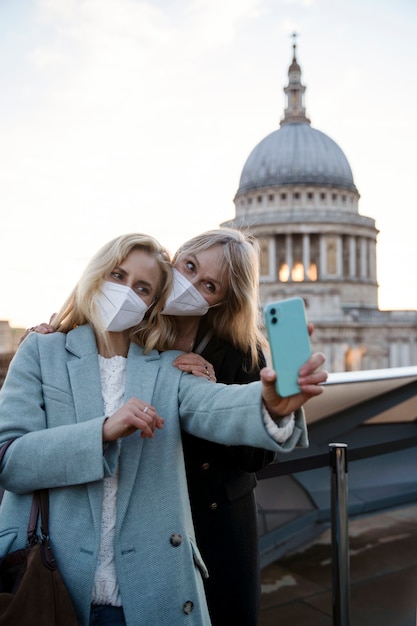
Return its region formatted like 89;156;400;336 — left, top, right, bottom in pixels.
257;434;417;626
329;443;350;626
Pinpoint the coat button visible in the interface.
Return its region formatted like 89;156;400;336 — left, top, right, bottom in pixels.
209;502;218;510
183;601;194;614
201;462;210;470
170;533;183;547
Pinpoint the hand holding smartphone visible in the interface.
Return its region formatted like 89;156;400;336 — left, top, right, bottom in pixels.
263;297;312;397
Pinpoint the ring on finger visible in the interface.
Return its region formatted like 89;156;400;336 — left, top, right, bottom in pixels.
143;406;149;414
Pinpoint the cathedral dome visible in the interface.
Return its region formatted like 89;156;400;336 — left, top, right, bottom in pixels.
235;40;357;198
237;122;357;195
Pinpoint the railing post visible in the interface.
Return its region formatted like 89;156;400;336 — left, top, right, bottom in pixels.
329;443;351;626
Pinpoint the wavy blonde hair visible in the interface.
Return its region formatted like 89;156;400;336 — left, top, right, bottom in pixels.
172;227;267;369
51;233;173;353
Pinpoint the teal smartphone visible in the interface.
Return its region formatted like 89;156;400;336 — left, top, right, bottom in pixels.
263;297;312;397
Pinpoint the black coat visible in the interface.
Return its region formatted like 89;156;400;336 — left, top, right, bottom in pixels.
182;323;274;626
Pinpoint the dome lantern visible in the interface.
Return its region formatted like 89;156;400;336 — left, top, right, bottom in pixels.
281;33;310;126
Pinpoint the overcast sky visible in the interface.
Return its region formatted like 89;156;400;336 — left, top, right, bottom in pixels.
1;0;416;328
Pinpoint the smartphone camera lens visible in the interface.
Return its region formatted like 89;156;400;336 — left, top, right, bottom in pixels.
269;307;278;324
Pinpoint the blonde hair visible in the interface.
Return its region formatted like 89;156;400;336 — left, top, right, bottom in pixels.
52;233;173;353
172;227;267;369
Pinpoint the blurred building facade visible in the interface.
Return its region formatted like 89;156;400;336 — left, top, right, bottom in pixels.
0;321;23;386
223;41;417;372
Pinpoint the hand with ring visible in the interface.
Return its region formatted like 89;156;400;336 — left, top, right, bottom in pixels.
172;353;217;382
18;315;57;345
103;398;164;441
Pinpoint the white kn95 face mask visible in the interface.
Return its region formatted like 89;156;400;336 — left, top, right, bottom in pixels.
161;268;210;316
97;281;151;331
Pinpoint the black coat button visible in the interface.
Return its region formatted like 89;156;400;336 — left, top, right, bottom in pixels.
209;502;218;510
201;462;210;470
183;601;194;614
170;533;183;547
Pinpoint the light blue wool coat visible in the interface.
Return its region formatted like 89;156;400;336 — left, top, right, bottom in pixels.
0;325;308;626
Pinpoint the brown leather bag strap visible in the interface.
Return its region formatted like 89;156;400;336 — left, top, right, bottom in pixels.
27;493;40;545
37;490;57;571
0;439;47;547
38;490;50;540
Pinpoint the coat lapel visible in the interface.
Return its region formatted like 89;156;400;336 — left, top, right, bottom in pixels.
117;343;162;529
65;326;104;422
64;326;105;531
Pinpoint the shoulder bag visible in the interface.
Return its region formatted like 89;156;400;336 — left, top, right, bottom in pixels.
0;440;78;625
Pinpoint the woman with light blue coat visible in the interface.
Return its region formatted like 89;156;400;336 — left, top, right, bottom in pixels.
0;234;327;626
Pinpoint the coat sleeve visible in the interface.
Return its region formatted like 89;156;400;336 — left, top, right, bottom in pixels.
215;345;276;471
176;366;308;453
200;340;286;470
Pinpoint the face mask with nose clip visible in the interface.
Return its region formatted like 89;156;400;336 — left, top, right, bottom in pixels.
161;268;210;316
96;281;151;331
